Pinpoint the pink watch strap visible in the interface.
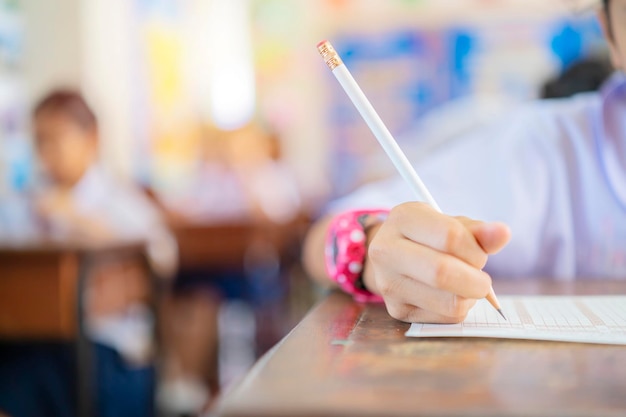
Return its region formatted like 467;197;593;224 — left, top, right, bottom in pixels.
325;209;389;303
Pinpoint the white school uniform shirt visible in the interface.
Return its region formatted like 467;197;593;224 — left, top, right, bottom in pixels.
69;166;177;362
0;165;176;363
330;72;626;280
55;165;165;239
0;164;168;243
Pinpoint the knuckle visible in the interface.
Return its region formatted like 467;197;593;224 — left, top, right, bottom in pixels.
443;314;467;324
389;203;410;222
376;274;402;298
367;238;387;265
455;309;470;322
476;253;489;270
389;304;420;323
376;277;394;297
391;202;425;222
385;303;408;322
444;221;466;253
444;295;471;319
433;258;451;289
455;216;471;224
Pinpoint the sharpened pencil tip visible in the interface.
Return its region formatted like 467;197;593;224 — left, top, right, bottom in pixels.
497;309;507;321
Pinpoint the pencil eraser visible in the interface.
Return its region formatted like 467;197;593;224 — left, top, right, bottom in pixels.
317;40;329;48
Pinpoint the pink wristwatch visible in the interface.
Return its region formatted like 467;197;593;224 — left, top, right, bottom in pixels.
325;209;389;303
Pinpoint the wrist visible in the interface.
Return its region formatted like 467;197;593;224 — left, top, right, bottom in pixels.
361;221;383;295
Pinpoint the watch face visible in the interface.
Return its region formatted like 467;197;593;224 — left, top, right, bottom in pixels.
330;232;339;270
357;213;369;228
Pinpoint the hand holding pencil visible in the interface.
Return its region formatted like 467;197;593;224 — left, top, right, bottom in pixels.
317;40;511;323
364;203;511;323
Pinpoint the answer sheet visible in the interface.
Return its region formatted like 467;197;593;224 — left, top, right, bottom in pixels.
405;296;626;345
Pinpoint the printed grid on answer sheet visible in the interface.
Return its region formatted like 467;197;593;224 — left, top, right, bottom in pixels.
406;296;626;344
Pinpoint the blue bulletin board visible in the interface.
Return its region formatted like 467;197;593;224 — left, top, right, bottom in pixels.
327;14;604;196
0;0;30;195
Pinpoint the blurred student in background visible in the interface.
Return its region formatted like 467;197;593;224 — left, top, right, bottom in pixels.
157;122;302;381
0;91;216;417
160;123;300;225
33;92;158;242
304;0;626;324
0;90;166;417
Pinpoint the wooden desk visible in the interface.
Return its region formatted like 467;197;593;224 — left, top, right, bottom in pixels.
0;241;148;338
216;280;626;417
172;218;308;271
172;218;312;356
0;240;150;417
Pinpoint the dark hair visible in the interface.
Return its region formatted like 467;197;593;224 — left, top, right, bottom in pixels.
604;0;613;36
541;57;612;99
33;90;98;131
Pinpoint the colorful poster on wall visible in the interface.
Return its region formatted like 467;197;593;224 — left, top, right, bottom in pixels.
326;13;603;196
131;0;202;190
0;0;29;196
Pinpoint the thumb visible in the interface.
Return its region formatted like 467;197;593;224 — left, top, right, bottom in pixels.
456;217;511;254
468;221;511;255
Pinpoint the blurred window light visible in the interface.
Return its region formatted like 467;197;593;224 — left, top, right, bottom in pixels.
208;0;255;131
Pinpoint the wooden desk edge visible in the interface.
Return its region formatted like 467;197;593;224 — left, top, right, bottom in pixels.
214;291;358;417
214;282;626;417
0;239;147;255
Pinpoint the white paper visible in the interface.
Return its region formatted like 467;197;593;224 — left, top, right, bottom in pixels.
405;296;626;345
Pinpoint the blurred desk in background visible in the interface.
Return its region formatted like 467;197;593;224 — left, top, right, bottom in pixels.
171;217;313;347
174;223;255;270
171;218;308;271
0;240;148;338
0;240;151;417
216;280;626;417
165;216;314;395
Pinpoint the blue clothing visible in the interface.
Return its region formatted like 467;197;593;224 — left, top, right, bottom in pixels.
0;166;167;416
0;343;154;417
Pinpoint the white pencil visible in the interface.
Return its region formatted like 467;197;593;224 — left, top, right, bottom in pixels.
317;40;505;320
317;40;441;212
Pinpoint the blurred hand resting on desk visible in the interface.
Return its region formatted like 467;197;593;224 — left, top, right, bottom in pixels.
35;188;113;241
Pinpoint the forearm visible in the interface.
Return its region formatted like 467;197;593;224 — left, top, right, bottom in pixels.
302;215;335;288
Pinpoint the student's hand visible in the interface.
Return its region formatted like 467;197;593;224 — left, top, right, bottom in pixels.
35;189;75;221
363;202;511;324
35;189;113;240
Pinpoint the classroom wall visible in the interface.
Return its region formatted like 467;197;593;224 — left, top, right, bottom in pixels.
81;0;135;181
20;0;138;183
251;0;605;199
3;0;609;208
12;0;132;188
21;0;82;102
0;0;27;196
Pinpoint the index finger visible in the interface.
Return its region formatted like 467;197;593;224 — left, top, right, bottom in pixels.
388;202;488;269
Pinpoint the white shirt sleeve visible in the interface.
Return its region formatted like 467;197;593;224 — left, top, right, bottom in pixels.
73;167;178;276
326;103;577;279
